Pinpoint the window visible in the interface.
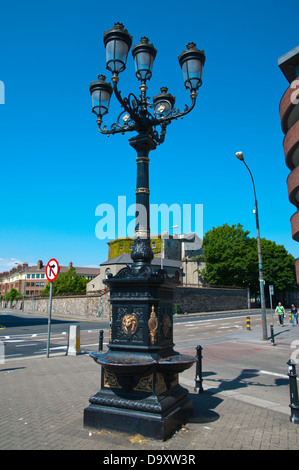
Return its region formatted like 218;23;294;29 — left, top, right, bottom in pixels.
35;291;39;295
120;245;123;250
26;291;29;295
36;274;40;279
27;274;30;279
41;274;45;279
36;282;39;286
40;282;44;287
26;282;30;287
31;274;35;279
152;242;156;248
31;282;34;287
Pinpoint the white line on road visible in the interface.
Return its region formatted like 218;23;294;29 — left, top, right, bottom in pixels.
258;370;288;379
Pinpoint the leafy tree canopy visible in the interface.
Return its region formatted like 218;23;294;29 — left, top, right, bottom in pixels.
200;223;298;293
6;288;23;301
41;267;88;296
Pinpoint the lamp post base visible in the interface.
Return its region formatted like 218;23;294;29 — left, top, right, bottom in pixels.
84;380;193;441
83;258;195;441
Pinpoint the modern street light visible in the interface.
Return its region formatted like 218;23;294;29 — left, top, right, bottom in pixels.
84;22;206;440
235;151;267;340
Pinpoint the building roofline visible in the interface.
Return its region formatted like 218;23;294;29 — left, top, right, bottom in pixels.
278;46;299;83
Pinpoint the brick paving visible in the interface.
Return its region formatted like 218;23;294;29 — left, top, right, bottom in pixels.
1;350;299;450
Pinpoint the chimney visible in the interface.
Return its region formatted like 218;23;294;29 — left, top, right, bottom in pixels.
69;261;73;268
37;260;43;270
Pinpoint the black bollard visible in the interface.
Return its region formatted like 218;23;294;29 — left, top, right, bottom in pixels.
270;324;275;345
194;345;204;393
99;330;104;351
287;359;299;424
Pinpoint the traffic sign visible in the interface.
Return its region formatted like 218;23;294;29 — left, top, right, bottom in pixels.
46;258;59;358
46;258;59;282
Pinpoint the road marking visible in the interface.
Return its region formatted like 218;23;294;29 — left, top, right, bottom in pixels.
218;325;242;329
5;354;23;358
3;339;25;343
258;370;288;379
35;346;67;353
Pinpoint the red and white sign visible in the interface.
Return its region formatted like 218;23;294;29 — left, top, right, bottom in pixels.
46;258;60;282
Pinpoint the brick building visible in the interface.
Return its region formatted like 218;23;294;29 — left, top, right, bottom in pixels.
0;260;101;298
278;46;299;281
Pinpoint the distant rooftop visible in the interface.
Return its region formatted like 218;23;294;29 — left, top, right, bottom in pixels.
100;253;181;268
278;46;299;83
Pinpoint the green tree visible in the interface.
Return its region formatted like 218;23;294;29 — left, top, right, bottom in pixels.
258;238;298;293
200;223;255;287
200;223;298;294
6;288;23;301
41;267;88;296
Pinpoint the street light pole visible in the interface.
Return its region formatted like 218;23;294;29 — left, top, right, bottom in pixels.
236;151;267;340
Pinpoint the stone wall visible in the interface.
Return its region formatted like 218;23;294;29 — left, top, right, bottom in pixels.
23;293;110;319
174;286;249;313
18;285;249;319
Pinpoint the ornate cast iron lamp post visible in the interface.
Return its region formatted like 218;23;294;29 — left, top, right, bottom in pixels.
84;22;205;440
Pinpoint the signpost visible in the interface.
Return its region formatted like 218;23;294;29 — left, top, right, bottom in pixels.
45;259;59;358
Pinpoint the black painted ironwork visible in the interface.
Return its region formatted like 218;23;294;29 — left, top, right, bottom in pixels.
287;359;299;424
194;345;203;393
84;23;205;441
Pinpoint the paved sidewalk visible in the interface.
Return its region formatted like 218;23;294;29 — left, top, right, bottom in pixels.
1;312;299;450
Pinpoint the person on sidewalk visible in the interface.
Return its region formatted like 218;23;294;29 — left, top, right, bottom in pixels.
275;302;285;326
290;304;298;326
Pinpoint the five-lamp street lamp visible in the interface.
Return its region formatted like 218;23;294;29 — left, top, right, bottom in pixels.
235;151;267;340
84;22;206;441
89;22;205;261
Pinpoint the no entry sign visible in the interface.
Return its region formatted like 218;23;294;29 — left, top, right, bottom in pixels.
46;258;59;282
46;258;59;358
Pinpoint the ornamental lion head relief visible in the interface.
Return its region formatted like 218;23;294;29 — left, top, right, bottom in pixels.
122;314;138;336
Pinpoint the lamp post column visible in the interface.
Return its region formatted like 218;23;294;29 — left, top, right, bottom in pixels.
253;195;267;340
236;152;267;340
129;133;156;264
243;159;267;340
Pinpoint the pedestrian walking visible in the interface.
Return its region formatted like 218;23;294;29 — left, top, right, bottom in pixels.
275;302;285;326
291;304;298;326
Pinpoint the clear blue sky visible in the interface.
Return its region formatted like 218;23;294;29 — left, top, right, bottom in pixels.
0;0;298;271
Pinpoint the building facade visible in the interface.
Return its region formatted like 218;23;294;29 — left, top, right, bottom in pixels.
87;233;205;293
278;46;299;281
0;260;101;298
